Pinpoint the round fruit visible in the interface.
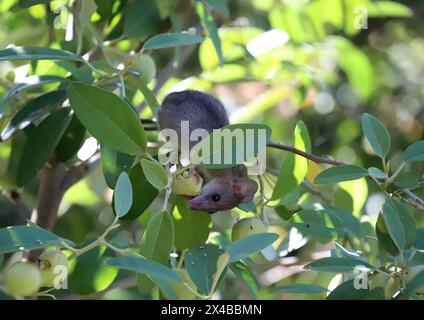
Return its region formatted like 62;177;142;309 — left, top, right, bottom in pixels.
170;269;197;300
172;170;203;196
39;250;68;288
134;54;156;84
231;217;266;241
3;262;41;297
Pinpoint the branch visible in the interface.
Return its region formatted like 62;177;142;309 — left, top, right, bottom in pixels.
401;189;424;210
267;141;346;166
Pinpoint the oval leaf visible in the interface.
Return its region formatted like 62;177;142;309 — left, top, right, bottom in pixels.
0;46;83;62
361;113;390;158
67;82;146;155
140;158;168;190
270;283;328;294
304;257;375;273
404;141;424;162
114;172;133;217
314;165;368;184
227;233;279;262
144;33;204;50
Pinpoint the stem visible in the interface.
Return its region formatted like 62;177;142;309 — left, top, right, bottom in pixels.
267;141;346;166
177;249;187;268
163;169;174;212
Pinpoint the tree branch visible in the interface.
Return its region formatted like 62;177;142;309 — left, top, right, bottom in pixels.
267;141;346;166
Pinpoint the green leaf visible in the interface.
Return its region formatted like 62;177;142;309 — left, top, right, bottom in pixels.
381;197;416;251
368;1;413;18
114;172;133;217
368;167;387;180
404;141;424;162
192;123;272;169
415;228;424;250
140;159;168;190
230;261;260;299
314;165;368;184
137;81;160;113
124;0;162;39
55;115;86;162
172;196;212;250
17;108;72;186
184;244;226;295
393;172;420;189
326;279;369;300
270;284;328;294
143;33;204;50
304;257;375;273
1;90;66;141
0;224;65;253
67;82;146;155
272;121;310;199
361;113;391;158
106;255;182;283
137;211;174;294
290;209;345;239
79;0;97;30
376;213;399;256
69;242;118;295
202;0;229;16
100;145;134;189
227;233;278;262
18;0;51;8
404;270;424;299
6;75;66;100
0;46;83;62
195;1;224;66
119;163;159;220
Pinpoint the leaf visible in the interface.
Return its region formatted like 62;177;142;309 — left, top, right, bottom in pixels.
404;141;424;162
6;75;66;100
144;33;204;50
55;115;86;162
140;158;168;190
326;279;369;300
106;255;182;283
1;90;66;141
227;233;279;262
393;172;420;189
137;211;174;294
361;113;391;158
404;270;424;299
368;1;413;18
376;213;399;256
195;1;223;66
230;261;260;299
270;283;328;294
304;257;375;273
381;197;416;251
172;196;212;250
119;163;158;220
0;46;83;62
0;224;65;253
191;123;272;169
137;81;160;113
79;0;97;30
67;82;146;155
17;108;72;186
314;165;368;184
124;0;162;39
100;145;134;189
18;0;51;8
202;0;229;16
415;228;424;250
113;172;133;217
368;167;387;180
69;242;118;295
184;244;225;295
272;121;310;199
290;209;345;239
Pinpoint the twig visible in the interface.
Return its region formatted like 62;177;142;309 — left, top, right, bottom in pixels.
401;189;424;210
267;141;346;166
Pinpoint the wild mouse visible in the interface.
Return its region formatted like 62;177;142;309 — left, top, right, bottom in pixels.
158;90;258;213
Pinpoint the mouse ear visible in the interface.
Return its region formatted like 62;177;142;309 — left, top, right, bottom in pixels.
232;178;258;202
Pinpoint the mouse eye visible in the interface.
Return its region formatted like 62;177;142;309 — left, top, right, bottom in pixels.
211;194;221;202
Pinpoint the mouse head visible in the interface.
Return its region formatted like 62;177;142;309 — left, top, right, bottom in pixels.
189;177;258;213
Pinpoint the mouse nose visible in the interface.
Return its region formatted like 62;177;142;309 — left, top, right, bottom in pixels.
189;196;202;211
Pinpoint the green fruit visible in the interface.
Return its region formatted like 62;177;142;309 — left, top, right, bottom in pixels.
134;54;156;84
3;262;41;297
232;217;266;241
172;171;203;196
39;250;68;288
170;269;197;300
